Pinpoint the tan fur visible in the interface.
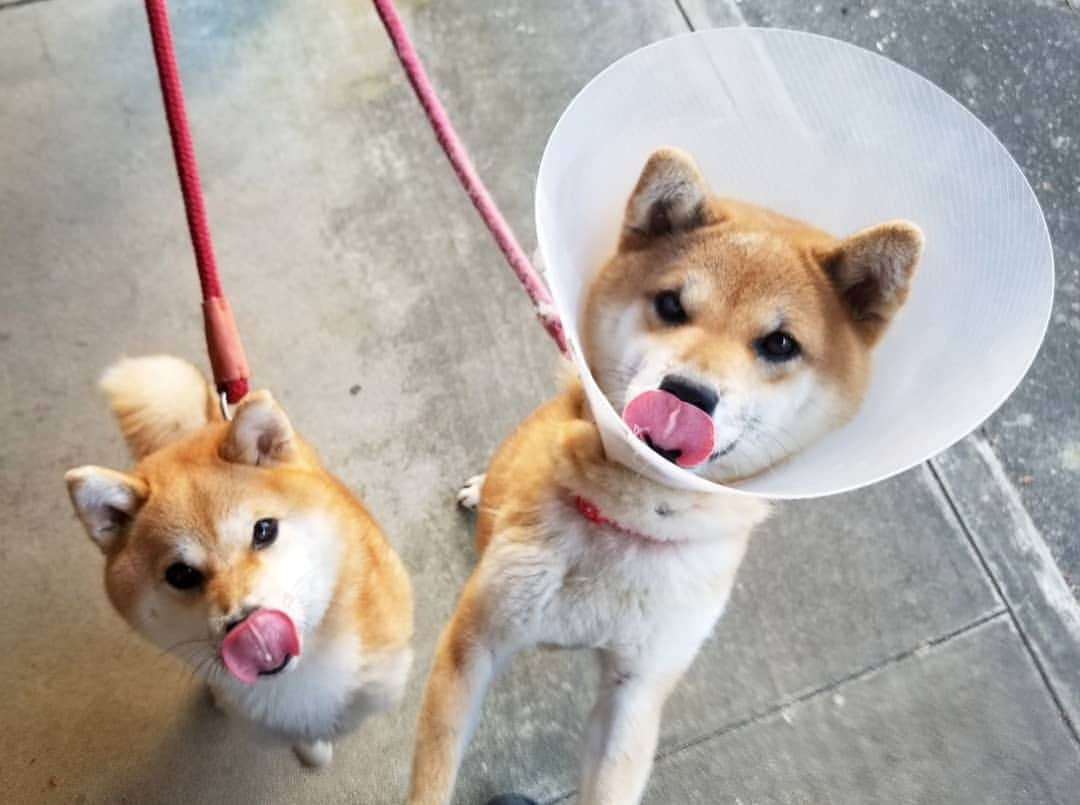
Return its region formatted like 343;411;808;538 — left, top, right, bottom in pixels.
99;355;220;459
588;148;922;482
409;148;921;804
66;356;412;766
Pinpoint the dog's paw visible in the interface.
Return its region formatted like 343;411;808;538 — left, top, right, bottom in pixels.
457;474;485;511
293;739;333;768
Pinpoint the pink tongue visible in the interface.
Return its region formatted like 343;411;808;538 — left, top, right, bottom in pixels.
623;390;716;468
221;609;301;684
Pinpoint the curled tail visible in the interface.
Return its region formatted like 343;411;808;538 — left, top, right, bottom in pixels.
99;355;219;459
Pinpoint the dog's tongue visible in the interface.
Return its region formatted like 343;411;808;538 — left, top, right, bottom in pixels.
623;390;715;468
221;609;300;684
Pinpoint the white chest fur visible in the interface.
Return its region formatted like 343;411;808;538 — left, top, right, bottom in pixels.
479;492;762;656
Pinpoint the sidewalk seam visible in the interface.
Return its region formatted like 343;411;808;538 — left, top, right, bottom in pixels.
675;0;747;30
927;458;1080;745
544;608;1008;805
673;0;695;31
659;608;1009;759
0;0;54;11
676;0;1080;755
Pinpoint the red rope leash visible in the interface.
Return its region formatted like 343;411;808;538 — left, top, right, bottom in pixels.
144;0;249;403
372;0;569;355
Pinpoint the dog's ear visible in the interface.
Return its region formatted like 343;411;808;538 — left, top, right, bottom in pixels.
817;221;924;343
65;467;148;553
220;390;297;467
619;148;714;250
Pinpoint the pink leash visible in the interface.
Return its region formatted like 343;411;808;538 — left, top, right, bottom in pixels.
144;0;250;405
372;0;569;355
145;0;567;396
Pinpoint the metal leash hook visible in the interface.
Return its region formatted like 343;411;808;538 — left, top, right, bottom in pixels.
219;390;233;422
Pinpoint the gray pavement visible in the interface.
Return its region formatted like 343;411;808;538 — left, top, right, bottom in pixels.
700;0;1080;641
1;1;1077;803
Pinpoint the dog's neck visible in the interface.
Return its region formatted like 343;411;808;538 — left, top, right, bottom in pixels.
566;457;769;545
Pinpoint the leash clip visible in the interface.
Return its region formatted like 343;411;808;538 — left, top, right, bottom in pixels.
219;390;233;422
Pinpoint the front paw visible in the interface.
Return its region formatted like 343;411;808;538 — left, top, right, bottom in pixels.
457;473;485;511
293;739;333;768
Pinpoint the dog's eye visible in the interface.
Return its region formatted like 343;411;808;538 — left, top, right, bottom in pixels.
757;330;800;361
252;518;278;550
164;562;204;590
654;290;688;324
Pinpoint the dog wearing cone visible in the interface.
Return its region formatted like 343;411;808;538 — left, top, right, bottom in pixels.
409;148;922;804
64;356;413;767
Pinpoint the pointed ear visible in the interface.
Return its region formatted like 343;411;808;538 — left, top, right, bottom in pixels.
817;221;924;343
219;390;297;467
65;467;148;553
619;148;714;250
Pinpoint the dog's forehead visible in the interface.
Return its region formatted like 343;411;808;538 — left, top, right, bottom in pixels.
134;461;276;546
697;227;805;269
677;232;820;309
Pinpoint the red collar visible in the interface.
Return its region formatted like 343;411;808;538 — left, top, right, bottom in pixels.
572;495;666;545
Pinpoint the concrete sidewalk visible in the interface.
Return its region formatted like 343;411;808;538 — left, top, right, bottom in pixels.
1;1;1077;803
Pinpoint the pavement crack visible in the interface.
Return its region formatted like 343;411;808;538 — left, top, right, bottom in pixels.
927;459;1080;746
0;0;56;11
673;0;696;31
655;608;1009;764
544;609;1008;804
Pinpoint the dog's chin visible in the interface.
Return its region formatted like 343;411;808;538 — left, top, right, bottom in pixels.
703;448;799;485
200;649;299;683
678;454;744;485
699;460;751;485
635;436;745;483
669;438;773;485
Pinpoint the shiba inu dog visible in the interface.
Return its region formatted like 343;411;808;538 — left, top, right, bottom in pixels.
64;356;413;768
408;148;922;804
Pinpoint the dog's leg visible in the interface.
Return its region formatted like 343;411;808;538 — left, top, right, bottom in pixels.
456;473;486;510
410;535;552;805
578;657;675;805
578;637;705;805
408;586;508;805
293;739;333;768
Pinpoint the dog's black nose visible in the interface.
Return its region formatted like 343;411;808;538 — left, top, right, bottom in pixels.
659;375;718;415
224;617;245;634
485;797;539;805
223;607;256;634
221;605;257;635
